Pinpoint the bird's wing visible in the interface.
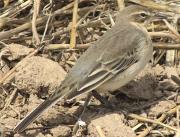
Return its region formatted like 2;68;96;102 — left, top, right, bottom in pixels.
66;48;140;99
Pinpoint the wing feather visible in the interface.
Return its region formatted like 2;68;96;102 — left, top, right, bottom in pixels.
67;53;139;99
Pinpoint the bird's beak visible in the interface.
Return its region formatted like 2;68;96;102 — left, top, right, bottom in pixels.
143;12;168;27
150;12;169;21
144;12;168;26
154;12;168;19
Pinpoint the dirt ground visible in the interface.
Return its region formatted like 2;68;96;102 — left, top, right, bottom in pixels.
1;1;180;137
0;44;179;137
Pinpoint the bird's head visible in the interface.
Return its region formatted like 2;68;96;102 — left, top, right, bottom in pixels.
116;5;165;25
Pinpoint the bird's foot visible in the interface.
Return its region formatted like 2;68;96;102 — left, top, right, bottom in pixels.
92;90;115;110
72;91;115;135
72;118;87;136
72;92;92;135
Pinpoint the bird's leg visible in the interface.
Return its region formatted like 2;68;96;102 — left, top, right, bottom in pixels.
72;91;114;135
92;90;114;109
72;92;92;135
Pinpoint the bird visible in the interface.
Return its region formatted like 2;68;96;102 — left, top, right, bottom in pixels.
14;5;154;133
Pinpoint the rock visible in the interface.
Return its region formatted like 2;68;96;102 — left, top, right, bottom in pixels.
148;100;175;118
9;56;67;98
0;43;34;61
50;125;71;137
88;113;136;137
0;43;33;79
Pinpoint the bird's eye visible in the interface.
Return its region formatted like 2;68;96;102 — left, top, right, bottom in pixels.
140;12;147;18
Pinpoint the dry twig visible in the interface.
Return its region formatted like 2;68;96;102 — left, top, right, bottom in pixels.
117;0;125;11
132;106;180;137
46;43;180;50
32;0;41;45
96;126;106;137
70;0;79;48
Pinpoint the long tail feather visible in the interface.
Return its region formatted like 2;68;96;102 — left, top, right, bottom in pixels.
13;96;63;133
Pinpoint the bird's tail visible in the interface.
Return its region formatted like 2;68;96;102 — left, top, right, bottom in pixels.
13;90;66;133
